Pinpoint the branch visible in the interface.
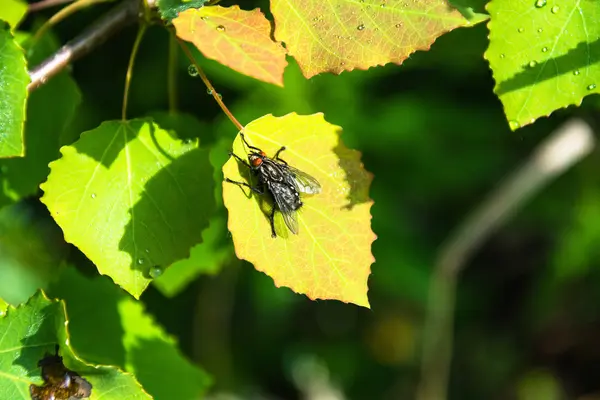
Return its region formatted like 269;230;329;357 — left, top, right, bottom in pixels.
28;0;140;92
416;119;596;400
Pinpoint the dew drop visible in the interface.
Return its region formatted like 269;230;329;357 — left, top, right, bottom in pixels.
537;28;543;33
500;53;505;58
528;60;537;68
357;24;365;30
206;88;213;95
551;5;559;13
588;84;597;90
312;16;319;21
91;193;96;199
217;93;223;100
573;70;580;76
517;27;524;33
188;65;198;77
509;120;520;130
200;16;208;21
137;258;145;265
534;0;546;7
216;25;226;32
541;47;548;52
395;23;402;28
380;3;385;7
145;249;150;253
149;266;163;279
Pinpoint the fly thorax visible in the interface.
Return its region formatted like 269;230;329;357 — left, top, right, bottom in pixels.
262;162;284;181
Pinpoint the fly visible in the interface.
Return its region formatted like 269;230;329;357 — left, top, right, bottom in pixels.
225;133;321;238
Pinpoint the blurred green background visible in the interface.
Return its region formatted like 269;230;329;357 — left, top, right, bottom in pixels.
4;0;600;399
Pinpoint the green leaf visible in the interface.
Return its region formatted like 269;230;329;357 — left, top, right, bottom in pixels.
158;0;208;21
40;119;215;298
0;291;151;400
0;200;68;306
0;298;6;315
147;112;234;296
0;23;28;158
0;0;28;29
0;29;81;208
485;0;600;129
47;268;212;399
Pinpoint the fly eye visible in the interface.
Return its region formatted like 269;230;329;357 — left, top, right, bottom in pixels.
251;157;263;167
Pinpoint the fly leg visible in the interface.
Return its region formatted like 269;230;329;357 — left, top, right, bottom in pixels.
224;178;264;195
229;152;251;169
274;146;288;165
269;205;277;238
240;133;264;153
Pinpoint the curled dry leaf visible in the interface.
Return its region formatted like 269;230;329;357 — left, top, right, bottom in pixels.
222;113;375;308
271;0;470;78
174;5;288;86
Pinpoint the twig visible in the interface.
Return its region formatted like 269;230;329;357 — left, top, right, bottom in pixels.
416;119;596;400
28;0;74;12
28;0;140;92
122;23;147;120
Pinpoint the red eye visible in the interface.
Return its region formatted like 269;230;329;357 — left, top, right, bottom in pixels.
251;157;263;167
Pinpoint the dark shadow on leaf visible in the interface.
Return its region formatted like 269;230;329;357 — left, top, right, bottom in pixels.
495;38;600;96
333;139;373;210
71;120;138;168
128;338;211;400
14;303;59;381
119;146;215;277
47;268;127;368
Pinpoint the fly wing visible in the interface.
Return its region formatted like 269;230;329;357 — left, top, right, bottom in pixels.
269;181;300;235
284;165;321;195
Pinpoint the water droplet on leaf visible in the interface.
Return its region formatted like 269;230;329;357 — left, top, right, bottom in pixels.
588;84;597;90
534;0;547;8
188;65;198;77
216;25;226;32
528;60;537;68
500;54;505;58
537;28;543;33
509;120;520;130
91;193;96;199
137;258;145;265
542;47;548;52
395;23;402;28
517;27;524;33
551;6;559;13
357;24;365;30
149;266;163;279
573;70;580;76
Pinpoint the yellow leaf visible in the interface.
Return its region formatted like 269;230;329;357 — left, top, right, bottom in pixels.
174;6;288;86
271;0;470;78
222;113;375;307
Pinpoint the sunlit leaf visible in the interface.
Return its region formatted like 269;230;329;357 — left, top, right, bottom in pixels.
0;291;151;400
48;268;212;399
40;119;214;298
174;5;287;86
0;22;28;158
222;113;375;307
271;0;474;78
0;298;6;315
0;0;27;29
0;29;81;208
0;200;68;306
485;0;600;129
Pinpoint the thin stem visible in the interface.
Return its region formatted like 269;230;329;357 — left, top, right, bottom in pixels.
177;39;244;132
28;0;74;12
28;0;139;92
33;0;110;43
416;119;595;400
122;23;147;120
167;33;178;114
